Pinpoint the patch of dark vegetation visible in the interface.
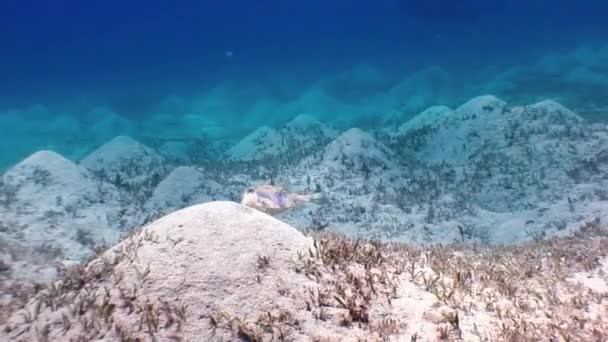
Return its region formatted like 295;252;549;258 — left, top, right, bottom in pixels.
0;259;11;273
0;180;19;209
295;232;404;338
74;228;95;247
32;243;64;259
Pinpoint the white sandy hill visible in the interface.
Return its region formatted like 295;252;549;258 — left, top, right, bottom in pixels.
322;128;395;170
225;126;282;161
283;113;336;141
407;96;588;163
143;166;227;219
277;128;415;239
402;95;509;162
80;136;169;201
398;95;597;196
1;202;321;341
385;95;608;242
273;96;608;245
396;105;453;136
284;127;399;192
0;151;122;264
396;95;593;181
225;114;336;161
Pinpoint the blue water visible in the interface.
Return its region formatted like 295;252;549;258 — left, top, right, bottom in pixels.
0;0;607;168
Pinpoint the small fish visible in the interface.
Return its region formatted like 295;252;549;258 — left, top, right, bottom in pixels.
241;184;322;214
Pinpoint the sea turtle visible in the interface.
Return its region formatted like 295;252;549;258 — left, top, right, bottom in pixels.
241;184;322;214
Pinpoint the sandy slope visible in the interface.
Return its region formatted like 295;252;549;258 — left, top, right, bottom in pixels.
80;135;171;205
0;151;123;264
225;114;336;161
1;202;606;341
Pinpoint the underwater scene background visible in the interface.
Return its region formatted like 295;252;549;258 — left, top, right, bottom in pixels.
2;1;608;340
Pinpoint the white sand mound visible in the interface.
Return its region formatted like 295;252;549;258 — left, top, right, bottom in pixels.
323;128;394;169
528;99;583;122
144;166;226;217
225;126;283;160
80;136;168;196
399;95;505;162
284;114;336;139
276;127;408;239
397;105;453;135
0;150;122;264
385;96;608;242
226;115;335;161
273;96;608;244
0;202;319;341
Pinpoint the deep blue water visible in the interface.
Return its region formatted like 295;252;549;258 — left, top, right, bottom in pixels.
1;0;606;111
0;0;607;169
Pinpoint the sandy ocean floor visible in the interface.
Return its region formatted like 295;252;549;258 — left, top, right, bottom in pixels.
1;83;608;339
